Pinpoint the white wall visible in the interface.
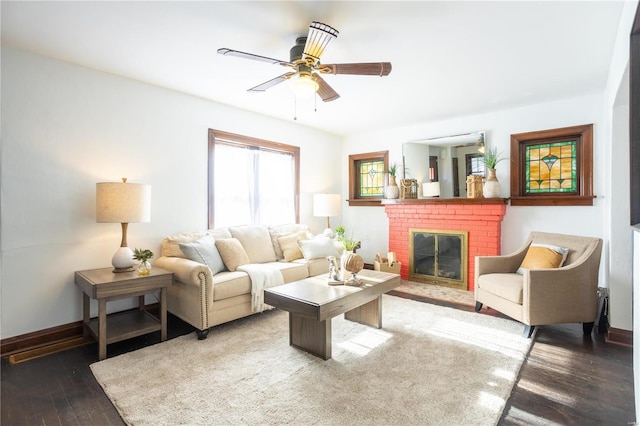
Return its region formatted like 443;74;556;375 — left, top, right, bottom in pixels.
0;47;342;339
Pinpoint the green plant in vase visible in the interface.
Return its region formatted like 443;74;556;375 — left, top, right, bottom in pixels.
483;146;505;170
482;146;506;198
385;162;400;199
335;225;345;240
133;248;154;275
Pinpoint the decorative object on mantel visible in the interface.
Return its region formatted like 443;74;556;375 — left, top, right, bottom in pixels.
133;248;154;276
466;175;483;198
385;163;400;199
400;179;418;199
96;178;151;272
422;181;441;198
482;146;506;198
421;167;440;198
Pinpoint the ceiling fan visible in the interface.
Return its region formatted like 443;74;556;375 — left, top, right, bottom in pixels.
217;21;392;102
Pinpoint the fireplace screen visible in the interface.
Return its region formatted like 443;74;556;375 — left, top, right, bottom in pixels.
409;229;468;290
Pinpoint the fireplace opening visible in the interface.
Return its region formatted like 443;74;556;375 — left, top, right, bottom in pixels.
409;229;468;290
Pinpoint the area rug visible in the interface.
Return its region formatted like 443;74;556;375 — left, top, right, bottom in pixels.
91;295;533;425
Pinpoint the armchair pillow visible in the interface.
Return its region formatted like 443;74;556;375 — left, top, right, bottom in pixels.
517;243;569;274
179;234;226;274
215;238;251;272
298;236;340;260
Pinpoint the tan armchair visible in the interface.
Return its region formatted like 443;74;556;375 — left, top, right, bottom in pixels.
474;232;603;338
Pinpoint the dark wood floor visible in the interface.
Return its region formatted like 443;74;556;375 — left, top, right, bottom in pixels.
1;294;635;425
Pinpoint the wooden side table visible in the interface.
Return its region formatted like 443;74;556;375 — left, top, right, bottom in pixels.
74;266;174;360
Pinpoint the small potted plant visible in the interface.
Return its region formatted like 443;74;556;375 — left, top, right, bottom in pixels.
385;163;400;199
335;225;346;240
483;146;505;170
482;146;505;198
133;248;154;275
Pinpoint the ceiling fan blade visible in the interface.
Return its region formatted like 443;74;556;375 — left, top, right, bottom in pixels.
248;72;295;92
217;48;294;67
319;62;392;76
314;74;340;102
302;21;339;66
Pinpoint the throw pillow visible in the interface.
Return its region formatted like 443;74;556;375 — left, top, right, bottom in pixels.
215;238;251;272
269;224;310;260
298;236;340;260
179;234;226;275
517;243;569;274
278;232;308;262
229;225;277;263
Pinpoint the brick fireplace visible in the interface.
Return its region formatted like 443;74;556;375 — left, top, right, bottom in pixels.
383;198;508;290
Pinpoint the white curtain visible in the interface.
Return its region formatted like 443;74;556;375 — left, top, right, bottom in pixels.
214;144;295;227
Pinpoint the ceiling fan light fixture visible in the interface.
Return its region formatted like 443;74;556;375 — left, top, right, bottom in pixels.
290;73;318;98
303;21;339;65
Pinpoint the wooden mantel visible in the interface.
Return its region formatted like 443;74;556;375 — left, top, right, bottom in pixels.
381;198;509;205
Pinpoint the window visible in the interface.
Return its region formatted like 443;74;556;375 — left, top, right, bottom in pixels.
466;153;485;176
348;151;388;206
510;124;594;206
208;129;300;228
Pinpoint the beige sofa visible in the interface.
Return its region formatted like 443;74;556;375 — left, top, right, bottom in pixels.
154;224;340;339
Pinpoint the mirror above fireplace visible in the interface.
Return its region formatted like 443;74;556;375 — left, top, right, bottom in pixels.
402;131;486;198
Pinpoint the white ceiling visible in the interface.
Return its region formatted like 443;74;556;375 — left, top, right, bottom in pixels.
1;1;625;136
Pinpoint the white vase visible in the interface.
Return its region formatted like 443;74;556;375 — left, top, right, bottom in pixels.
385;176;400;199
484;168;501;198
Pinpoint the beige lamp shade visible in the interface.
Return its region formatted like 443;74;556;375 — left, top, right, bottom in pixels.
422;182;441;197
313;193;341;237
96;181;151;223
313;193;341;217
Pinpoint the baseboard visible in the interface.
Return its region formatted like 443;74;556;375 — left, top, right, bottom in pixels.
605;327;633;347
1;303;161;358
1;321;85;358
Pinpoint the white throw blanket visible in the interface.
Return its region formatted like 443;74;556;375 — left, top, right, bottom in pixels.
237;264;284;313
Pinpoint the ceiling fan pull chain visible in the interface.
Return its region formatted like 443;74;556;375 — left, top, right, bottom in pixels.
293;96;298;121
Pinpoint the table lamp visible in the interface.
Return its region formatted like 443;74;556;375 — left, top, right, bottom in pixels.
96;178;151;272
313;193;341;238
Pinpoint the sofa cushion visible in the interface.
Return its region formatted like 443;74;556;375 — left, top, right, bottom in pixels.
208;227;233;240
215;238;251;272
477;273;524;304
278;231;308;262
269;224;311;260
261;261;310;282
162;231;207;258
517;243;569;274
229;225;277;263
179;234;226;275
212;271;251;301
298;236;340;260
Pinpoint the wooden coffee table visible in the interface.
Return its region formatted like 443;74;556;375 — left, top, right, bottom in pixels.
263;269;401;360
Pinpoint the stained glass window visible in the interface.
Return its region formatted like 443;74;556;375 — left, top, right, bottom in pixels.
524;140;577;194
359;160;385;197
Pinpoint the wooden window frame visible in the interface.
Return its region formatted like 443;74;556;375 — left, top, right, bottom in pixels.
509;124;595;206
348;151;389;207
208;129;300;228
